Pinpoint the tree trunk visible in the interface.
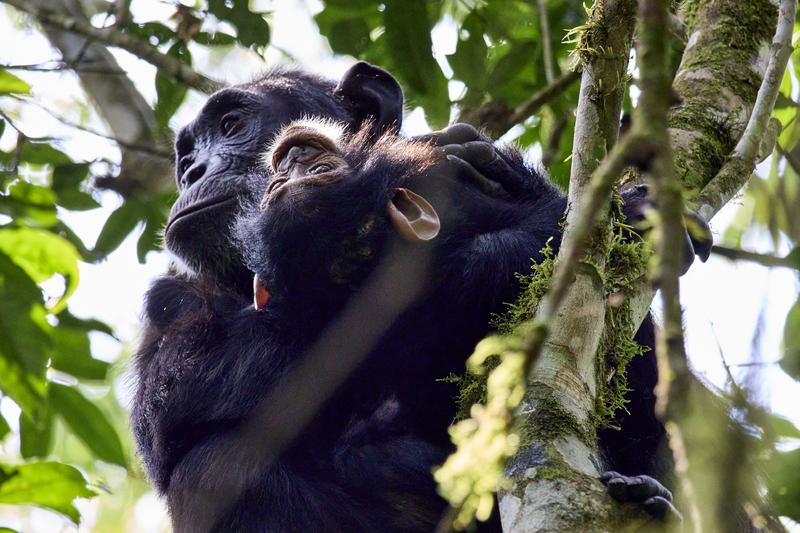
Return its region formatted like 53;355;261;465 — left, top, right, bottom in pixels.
499;0;780;530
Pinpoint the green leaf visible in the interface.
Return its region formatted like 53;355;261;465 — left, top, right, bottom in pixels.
314;6;376;57
50;384;126;467
780;298;800;379
92;200;145;259
207;0;271;49
0;180;58;226
382;0;449;127
0;354;46;421
766;414;800;439
0;414;10;441
50;325;110;382
447;13;488;95
0;70;31;95
488;41;539;100
155;42;191;128
52;164;99;211
785;246;800;269
0;228;81;312
135;196;169;264
19;143;71;166
51;222;95;262
765;448;800;522
57;311;114;338
0;252;49;419
0;461;95;524
19;411;52;459
50;309;114;380
192;31;236;46
0;251;51;375
125;21;176;46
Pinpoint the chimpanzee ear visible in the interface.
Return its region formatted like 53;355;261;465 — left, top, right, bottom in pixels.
336;61;403;135
387;188;440;242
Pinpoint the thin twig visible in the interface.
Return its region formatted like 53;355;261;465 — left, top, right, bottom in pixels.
0;109;55;142
776;142;800;176
8;95;172;159
636;0;701;529
710;244;798;269
457;69;580;137
0;61;125;75
1;0;224;94
537;0;555;84
694;0;797;220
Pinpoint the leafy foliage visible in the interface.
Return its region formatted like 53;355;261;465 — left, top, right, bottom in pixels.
0;0;798;529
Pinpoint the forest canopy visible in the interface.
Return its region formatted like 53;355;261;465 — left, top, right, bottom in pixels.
0;0;798;531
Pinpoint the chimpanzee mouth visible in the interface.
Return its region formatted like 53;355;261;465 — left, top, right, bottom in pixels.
166;195;237;233
265;177;290;196
262;174;331;207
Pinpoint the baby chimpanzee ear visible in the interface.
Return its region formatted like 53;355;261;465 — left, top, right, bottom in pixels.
387;188;440;242
336;61;403;136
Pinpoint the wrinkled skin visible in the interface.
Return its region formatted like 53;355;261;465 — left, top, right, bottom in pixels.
165;62;403;293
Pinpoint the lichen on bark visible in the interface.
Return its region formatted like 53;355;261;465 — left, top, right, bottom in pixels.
670;0;778;194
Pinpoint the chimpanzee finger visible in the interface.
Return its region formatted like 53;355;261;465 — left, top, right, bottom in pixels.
441;155;509;198
643;496;683;522
437;141;527;196
685;211;712;262
413;123;482;147
602;473;673;503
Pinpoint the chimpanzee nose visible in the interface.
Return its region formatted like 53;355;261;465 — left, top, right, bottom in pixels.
181;159;208;189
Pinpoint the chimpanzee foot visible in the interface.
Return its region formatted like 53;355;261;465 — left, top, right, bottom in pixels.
600;471;682;521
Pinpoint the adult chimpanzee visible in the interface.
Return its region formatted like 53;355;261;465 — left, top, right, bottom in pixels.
164;61;403;295
134;111;710;531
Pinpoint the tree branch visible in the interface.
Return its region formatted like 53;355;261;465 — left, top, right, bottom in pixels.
11;0;178;197
634;0;702;528
693;0;797;220
9;95;172;159
711;244;799;269
537;0;555;84
499;2;642;530
457;69;581;138
1;0;223;94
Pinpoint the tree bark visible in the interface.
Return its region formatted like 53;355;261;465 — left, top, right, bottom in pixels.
499;0;782;530
17;0;175;197
499;1;643;530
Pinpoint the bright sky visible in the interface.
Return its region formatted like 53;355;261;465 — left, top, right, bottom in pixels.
0;0;798;531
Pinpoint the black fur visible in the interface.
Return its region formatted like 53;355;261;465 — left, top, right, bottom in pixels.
132;121;690;531
165;62;402;293
132;64;712;531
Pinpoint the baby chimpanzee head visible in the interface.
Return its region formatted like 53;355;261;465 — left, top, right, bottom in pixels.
236;118;443;308
236;118;527;313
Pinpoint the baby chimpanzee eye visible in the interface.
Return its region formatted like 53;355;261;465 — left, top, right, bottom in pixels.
308;164;332;175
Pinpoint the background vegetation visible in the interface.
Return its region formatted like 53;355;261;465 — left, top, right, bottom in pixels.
0;0;797;531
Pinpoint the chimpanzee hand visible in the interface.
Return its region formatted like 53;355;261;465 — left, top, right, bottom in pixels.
620;184;712;275
413;123;538;200
600;471;682;522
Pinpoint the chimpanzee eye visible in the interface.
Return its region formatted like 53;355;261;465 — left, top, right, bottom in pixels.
221;113;242;137
308;164;332;175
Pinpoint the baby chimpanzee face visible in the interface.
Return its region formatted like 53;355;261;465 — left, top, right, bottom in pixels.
262;122;352;209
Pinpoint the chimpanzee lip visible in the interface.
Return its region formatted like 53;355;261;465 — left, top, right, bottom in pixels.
262;174;331;207
266;177;290;196
166;195;236;233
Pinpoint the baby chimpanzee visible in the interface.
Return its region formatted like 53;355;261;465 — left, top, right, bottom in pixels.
134;119;707;531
